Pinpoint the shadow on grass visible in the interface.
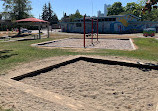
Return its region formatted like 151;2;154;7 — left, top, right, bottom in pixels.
0;33;31;39
0;50;18;60
11;34;32;38
0;50;13;54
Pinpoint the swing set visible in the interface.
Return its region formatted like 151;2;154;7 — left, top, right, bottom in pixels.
83;15;99;48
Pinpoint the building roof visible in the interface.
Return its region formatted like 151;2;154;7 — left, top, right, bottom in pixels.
94;14;140;20
75;14;141;21
16;18;48;23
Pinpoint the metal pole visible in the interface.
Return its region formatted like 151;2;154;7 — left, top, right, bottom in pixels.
47;24;49;38
92;18;93;44
84;15;86;48
38;25;41;39
97;19;98;41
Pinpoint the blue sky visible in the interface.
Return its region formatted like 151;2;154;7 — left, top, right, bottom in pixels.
0;0;139;20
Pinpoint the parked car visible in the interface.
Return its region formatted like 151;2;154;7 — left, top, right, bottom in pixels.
21;29;32;33
143;28;156;37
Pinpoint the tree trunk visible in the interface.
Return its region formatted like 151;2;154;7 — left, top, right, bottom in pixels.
18;26;21;35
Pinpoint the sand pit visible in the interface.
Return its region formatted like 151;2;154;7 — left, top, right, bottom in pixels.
35;38;135;50
19;60;158;111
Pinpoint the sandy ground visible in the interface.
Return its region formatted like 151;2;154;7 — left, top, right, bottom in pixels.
0;84;76;111
20;60;158;111
37;38;135;50
0;55;158;111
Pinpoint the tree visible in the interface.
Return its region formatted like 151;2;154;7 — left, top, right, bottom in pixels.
41;2;58;25
125;2;138;12
69;10;83;22
47;2;53;22
2;0;32;34
64;13;67;17
2;0;32;20
137;0;158;21
42;3;48;21
141;9;158;21
107;2;124;16
0;13;2;20
119;2;143;17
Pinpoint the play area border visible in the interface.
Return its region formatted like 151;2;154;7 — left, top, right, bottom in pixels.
31;38;136;50
12;56;158;81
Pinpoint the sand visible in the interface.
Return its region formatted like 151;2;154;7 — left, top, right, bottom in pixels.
20;60;158;111
37;38;135;50
0;85;75;111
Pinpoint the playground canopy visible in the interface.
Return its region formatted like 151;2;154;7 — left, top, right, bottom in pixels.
16;18;48;23
16;18;49;39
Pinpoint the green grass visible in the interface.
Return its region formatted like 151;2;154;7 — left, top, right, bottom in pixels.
0;37;158;74
104;38;158;61
0;38;80;73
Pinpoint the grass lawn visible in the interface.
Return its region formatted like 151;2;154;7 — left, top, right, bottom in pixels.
96;38;158;61
0;37;158;74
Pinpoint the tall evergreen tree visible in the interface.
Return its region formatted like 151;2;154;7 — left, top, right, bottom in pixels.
42;3;48;21
48;2;53;22
41;2;58;25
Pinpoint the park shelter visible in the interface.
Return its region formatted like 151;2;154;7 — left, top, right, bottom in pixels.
16;18;49;39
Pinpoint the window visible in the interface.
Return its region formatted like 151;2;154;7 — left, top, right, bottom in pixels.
85;19;91;22
108;18;116;21
76;23;82;27
98;19;102;22
98;18;116;22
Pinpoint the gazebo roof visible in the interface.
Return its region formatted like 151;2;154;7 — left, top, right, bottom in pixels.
16;17;50;39
16;18;48;23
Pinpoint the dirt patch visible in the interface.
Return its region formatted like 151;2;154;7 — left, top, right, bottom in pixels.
20;60;158;111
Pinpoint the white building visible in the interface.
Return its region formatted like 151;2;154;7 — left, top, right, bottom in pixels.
104;4;111;16
97;10;104;17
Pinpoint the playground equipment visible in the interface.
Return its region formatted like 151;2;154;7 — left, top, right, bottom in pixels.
142;0;158;14
83;15;99;48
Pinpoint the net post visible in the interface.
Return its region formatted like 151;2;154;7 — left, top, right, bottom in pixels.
91;18;93;44
97;19;98;41
84;15;86;48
